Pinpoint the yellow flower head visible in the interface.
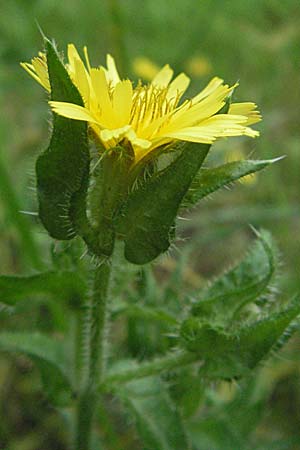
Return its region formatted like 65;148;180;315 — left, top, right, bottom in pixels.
21;44;261;164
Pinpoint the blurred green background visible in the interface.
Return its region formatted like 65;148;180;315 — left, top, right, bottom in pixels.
0;0;300;449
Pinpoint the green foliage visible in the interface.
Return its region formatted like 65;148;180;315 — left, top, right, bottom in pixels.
181;295;300;379
118;376;190;450
191;229;277;324
0;271;87;308
115;143;210;264
179;231;299;379
183;158;281;208
35;40;90;241
0;332;73;406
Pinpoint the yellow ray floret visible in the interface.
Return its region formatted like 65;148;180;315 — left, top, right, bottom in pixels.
21;52;50;92
21;44;261;163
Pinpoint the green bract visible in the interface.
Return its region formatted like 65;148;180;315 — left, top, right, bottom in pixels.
115;143;210;264
36;41;90;241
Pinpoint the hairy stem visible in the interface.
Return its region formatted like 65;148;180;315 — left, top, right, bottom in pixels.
75;257;112;450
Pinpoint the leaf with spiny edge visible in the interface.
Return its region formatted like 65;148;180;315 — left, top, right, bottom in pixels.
180;295;300;379
115;143;210;264
191;229;278;325
0;332;73;405
36;39;90;241
182;158;283;209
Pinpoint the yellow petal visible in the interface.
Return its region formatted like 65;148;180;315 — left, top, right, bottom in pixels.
113;80;133;126
90;68;115;127
100;125;131;143
126;128;151;149
201;115;259;138
164;127;216;144
73;57;90;103
20;62;50;92
192;77;224;103
151;64;174;88
31;57;50;92
106;54;121;85
163;84;231;133
67;44;82;67
163;114;258;144
131;137;151;149
166;73;190;105
83;46;92;72
242;127;260;138
49;101;99;123
229;102;262;125
66;44;92;106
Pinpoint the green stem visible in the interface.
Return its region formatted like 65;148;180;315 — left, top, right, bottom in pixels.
75;257;112;450
102;351;198;388
73;310;84;387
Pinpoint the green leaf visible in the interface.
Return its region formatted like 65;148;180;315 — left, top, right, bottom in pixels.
0;271;87;308
191;230;277;324
183;158;281;208
181;296;300;379
36;40;90;240
0;332;73;405
117;376;190;450
234;296;300;372
115;143;210;264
